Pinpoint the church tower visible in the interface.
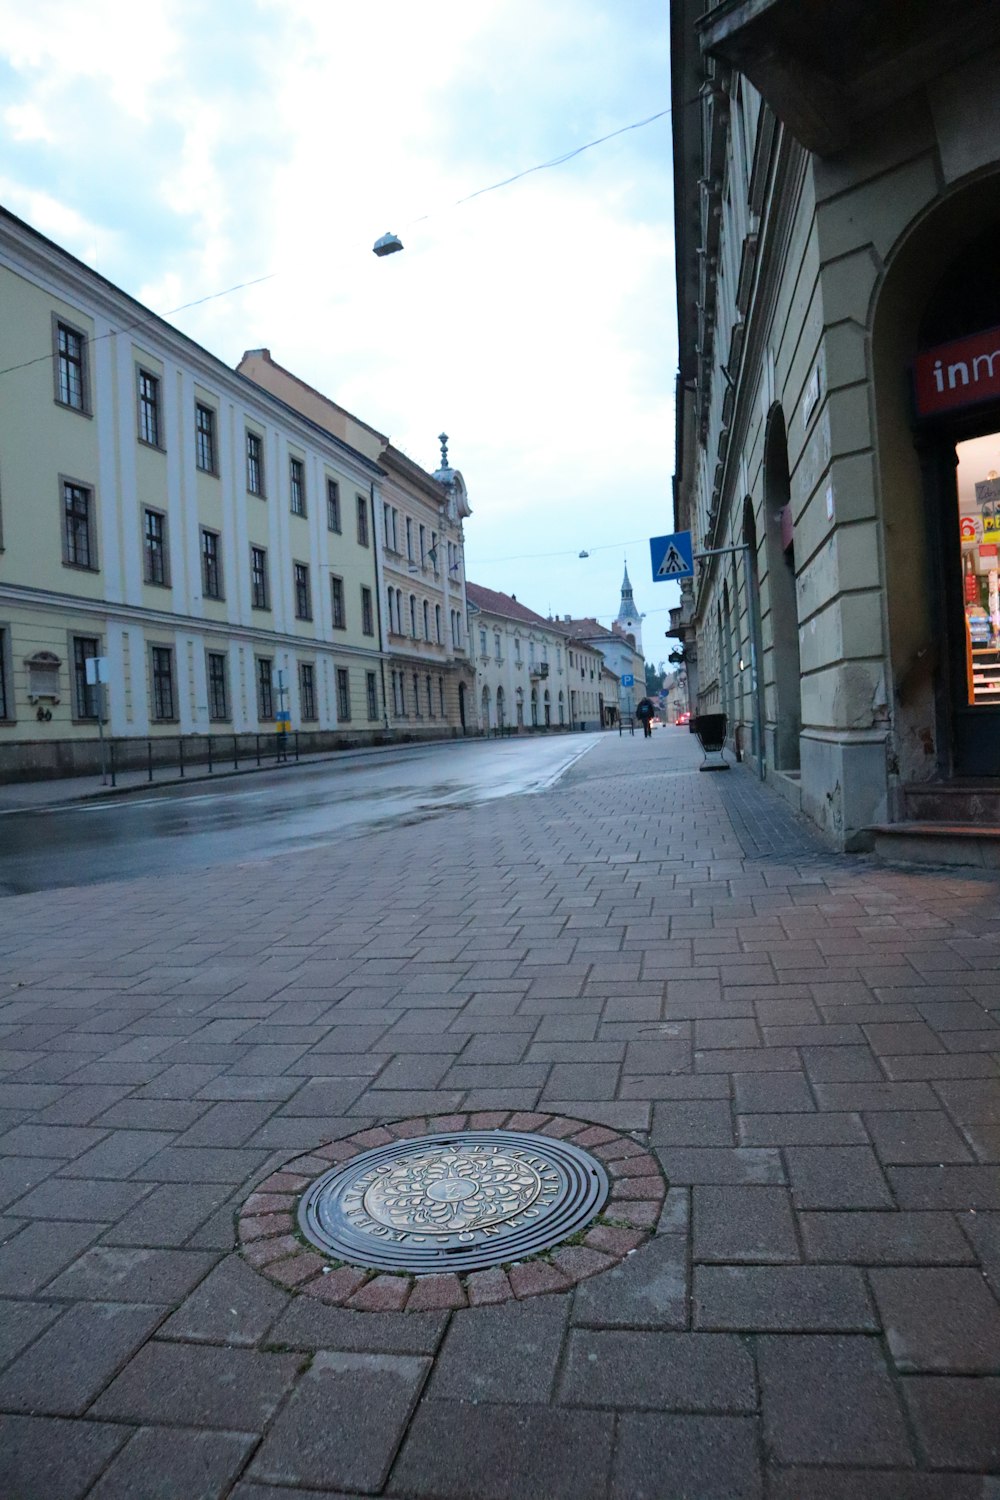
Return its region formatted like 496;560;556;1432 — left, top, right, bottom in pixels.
614;562;643;655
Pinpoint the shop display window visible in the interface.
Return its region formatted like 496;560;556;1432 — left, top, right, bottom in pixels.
958;433;1000;705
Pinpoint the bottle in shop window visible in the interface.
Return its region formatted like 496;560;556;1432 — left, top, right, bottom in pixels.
965;550;980;605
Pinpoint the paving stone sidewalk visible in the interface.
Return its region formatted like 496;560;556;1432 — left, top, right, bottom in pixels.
1;730;1000;1498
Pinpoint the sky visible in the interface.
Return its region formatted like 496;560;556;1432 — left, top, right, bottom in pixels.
0;0;681;664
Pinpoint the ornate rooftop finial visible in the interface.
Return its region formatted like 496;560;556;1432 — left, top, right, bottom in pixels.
438;432;449;469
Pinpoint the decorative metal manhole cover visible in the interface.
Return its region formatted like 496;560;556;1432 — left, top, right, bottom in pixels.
298;1130;610;1274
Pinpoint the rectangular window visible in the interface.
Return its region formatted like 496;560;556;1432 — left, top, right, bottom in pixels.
72;636;100;719
406;517;414;561
55;321;87;411
356;494;369;547
327;478;341;532
366;670;378;721
957;432;1000;706
419;524;426;567
246;430;265;495
294;561;312;620
299;661;317;720
63;481;96;570
289;456;306;516
438;677;445;717
143;508;169;586
0;627;9;719
426;674;433;716
336;666;351;721
330;575;346;630
195;404;216;472
479;628;487;656
251;545;270;610
361;586;374;637
256;656;274;720
384;504;393;548
207;651;229;720
201;528;222;599
431;531;439;574
151;645;175;720
413;671;420;716
137;369;161;447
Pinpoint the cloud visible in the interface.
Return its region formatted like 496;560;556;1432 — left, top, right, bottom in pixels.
0;0;676;624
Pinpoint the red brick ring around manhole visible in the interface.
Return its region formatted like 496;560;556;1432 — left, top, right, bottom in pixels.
237;1112;667;1310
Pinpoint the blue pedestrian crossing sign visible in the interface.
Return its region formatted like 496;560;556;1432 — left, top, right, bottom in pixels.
650;532;694;582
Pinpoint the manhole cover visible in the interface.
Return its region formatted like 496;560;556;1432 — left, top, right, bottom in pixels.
298;1129;610;1274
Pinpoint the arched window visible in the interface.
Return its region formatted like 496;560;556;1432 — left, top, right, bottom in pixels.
514;635;521;665
423;600;430;640
435;604;442;643
481;684;492;729
409;595;417;638
496;686;505;727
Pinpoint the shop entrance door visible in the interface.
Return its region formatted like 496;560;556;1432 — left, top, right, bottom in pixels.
949;430;1000;775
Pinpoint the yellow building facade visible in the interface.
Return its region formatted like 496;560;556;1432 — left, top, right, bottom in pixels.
237;350;475;738
0;208;388;778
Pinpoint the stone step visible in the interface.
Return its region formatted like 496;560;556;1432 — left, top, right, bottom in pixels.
868;821;1000;868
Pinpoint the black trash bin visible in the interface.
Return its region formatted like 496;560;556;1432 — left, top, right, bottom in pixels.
692;713;730;772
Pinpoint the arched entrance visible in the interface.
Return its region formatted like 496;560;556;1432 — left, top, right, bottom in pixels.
530;688;538;727
763;405;802;770
496;686;506;728
481;685;491;730
544;689;551;726
872;175;1000;787
515;687;524;727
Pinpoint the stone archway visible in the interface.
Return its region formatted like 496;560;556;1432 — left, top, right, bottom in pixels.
872;173;1000;789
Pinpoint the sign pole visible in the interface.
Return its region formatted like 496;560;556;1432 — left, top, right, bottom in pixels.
97;680;107;786
86;655;110;786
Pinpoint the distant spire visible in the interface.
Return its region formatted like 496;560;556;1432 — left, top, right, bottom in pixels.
438;432;449;469
615;557;643;652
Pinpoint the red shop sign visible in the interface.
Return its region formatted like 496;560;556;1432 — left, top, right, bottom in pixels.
914;324;1000;419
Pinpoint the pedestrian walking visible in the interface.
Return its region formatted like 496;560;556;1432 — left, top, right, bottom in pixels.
636;696;655;738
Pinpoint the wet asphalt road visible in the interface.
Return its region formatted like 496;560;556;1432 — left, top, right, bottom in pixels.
0;736;601;896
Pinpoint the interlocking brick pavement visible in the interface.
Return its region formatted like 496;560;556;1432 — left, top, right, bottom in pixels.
2;728;1000;1495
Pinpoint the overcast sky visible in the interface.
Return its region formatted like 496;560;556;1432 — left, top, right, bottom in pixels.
0;0;680;660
